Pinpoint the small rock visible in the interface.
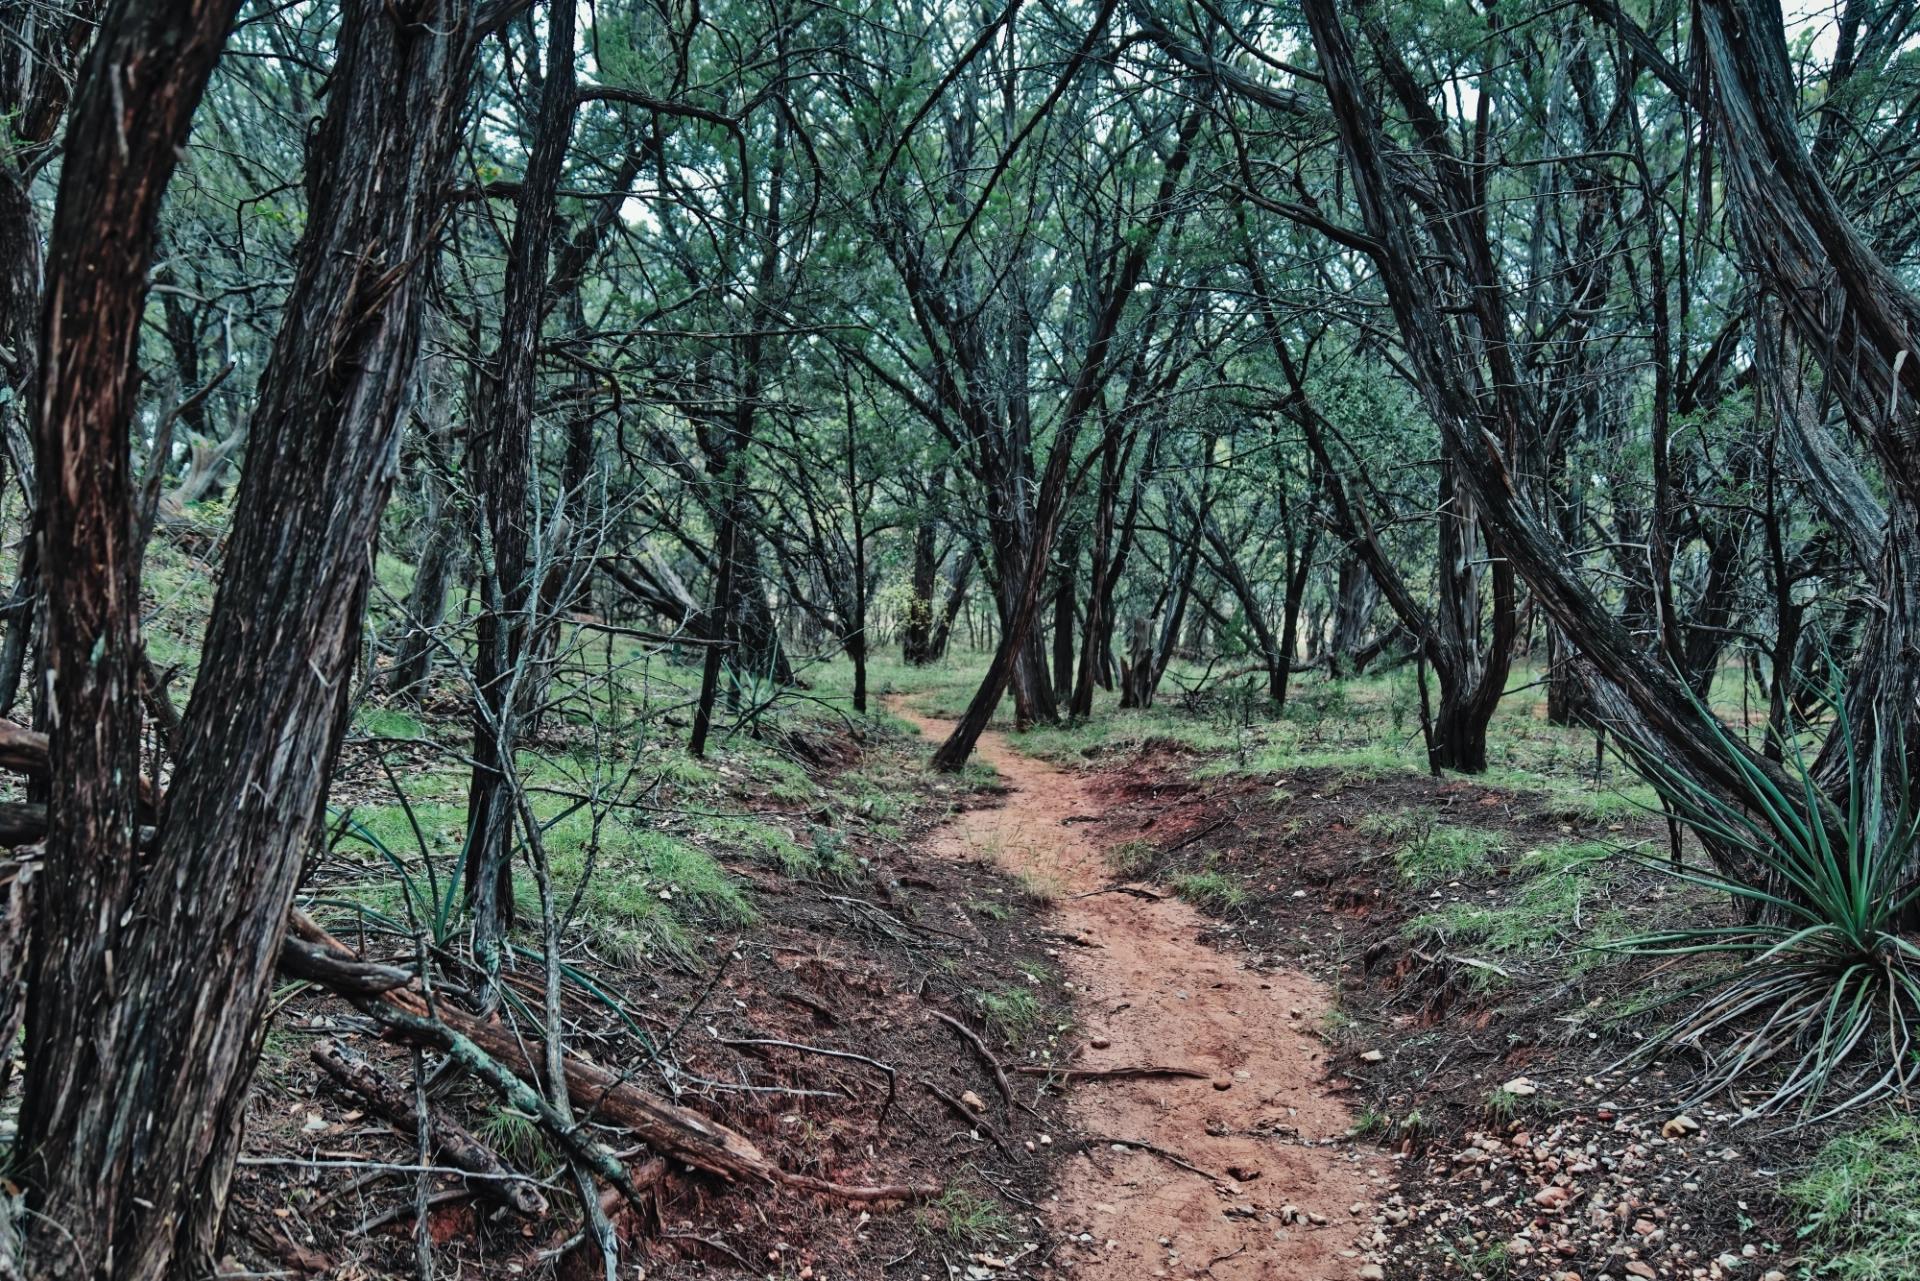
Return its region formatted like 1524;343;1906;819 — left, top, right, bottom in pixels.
1503;1077;1539;1096
1227;1165;1262;1182
1090;1037;1112;1050
1358;1267;1386;1281
1661;1115;1701;1138
1534;1186;1573;1209
960;1090;986;1113
1213;1078;1233;1091
1360;1050;1384;1063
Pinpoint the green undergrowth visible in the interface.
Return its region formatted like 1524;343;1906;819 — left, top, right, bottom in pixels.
1173;864;1248;912
1403;840;1625;980
1785;1113;1920;1280
322;660;944;967
1377;820;1507;885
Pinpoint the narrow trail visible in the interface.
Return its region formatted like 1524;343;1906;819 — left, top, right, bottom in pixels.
896;705;1388;1280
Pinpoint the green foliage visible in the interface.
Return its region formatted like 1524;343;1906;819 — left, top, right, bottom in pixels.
558;831;754;965
1391;824;1506;886
920;1187;1015;1246
354;706;428;740
476;1106;559;1173
1405;841;1617;966
1172;868;1247;912
1615;691;1920;1118
1106;838;1156;878
975;984;1042;1041
1785;1114;1920;1280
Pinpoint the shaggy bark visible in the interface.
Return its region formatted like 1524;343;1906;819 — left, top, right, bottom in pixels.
466;0;580;998
19;0;501;1271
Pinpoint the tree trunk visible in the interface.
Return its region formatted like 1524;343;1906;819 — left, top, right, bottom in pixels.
1052;530;1077;704
926;544;974;662
386;370;465;702
464;0;580;997
21;0;491;1272
19;0;241;1269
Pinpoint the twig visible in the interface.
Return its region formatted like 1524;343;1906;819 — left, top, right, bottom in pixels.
1072;883;1169;901
917;1079;1015;1157
1071;1134;1222;1182
927;1008;1014;1115
718;1036;897;1129
1012;1063;1207;1082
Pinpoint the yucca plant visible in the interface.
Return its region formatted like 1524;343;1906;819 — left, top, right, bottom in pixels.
1612;692;1920;1120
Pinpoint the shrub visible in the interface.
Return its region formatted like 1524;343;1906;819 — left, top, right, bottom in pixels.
1615;697;1920;1118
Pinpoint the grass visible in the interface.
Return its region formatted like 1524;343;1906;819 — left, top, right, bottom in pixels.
1785;1113;1920;1280
976;984;1042;1041
920;1186;1016;1246
549;830;754;965
1391;823;1506;885
1173;867;1248;912
1404;840;1618;964
1014;867;1065;904
476;1106;558;1173
1105;838;1155;878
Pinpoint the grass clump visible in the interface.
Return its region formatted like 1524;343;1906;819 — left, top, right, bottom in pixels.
1785;1113;1920;1280
976;985;1042;1041
1105;838;1156;878
1173;868;1247;912
920;1187;1014;1246
559;831;752;964
1405;840;1615;960
1392;824;1505;885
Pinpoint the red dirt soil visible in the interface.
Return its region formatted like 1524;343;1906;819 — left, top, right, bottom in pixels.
895;705;1391;1280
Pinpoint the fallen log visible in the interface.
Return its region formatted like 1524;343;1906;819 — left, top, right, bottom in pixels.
311;1039;549;1216
283;912;938;1203
0;713;938;1209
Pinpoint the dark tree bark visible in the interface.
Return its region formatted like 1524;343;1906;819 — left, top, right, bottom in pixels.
465;0;580;993
902;471;947;665
1697;0;1920;796
926;543;975;662
0;0;95;720
19;0;242;1266
1051;529;1078;703
932;107;1202;768
386;372;467;702
1327;552;1378;678
20;0;497;1271
1293;0;1786;818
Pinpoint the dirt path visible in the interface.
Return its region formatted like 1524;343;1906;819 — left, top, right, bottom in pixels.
897;706;1388;1280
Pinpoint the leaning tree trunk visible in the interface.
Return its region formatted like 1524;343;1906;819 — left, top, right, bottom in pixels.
933;108;1202;769
386;369;466;702
19;0;492;1272
1298;0;1790;828
1697;0;1920;808
926;544;975;663
18;0;241;1268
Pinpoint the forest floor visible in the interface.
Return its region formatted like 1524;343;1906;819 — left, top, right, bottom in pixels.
206;649;1895;1281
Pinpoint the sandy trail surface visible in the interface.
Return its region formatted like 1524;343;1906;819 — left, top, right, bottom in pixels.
896;705;1387;1280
